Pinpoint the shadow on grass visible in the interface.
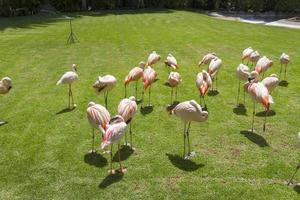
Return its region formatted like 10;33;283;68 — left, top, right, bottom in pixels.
166;153;204;171
112;145;134;162
140;105;153;115
99;172;124;189
233;104;247;116
279;80;289;87
166;101;180;112
56;107;76;115
0;121;8;126
255;110;276;117
293;185;300;194
84;152;107;168
240;130;269;147
207;90;219;96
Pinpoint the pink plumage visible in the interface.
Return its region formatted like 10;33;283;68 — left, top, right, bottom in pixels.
168;72;181;87
208;57;222;78
255;56;273;74
196;70;212;97
143;66;157;90
86;102;110;134
117;97;137;123
198;53;217;66
146;51;161;66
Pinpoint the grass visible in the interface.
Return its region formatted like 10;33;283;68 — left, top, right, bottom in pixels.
0;9;300;199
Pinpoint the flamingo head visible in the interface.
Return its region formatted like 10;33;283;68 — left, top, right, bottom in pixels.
72;64;77;72
109;115;125;125
248;71;259;82
2;77;12;90
138;61;146;69
87;101;95;107
129;96;136;102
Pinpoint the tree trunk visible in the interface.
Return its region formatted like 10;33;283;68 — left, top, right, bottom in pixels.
81;0;87;10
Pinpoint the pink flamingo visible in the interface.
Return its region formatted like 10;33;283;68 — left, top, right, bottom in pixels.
171;100;209;159
86;102;110;153
198;52;217;66
236;64;250;105
124;61;145;98
164;53;178;71
142;66;157;107
279;53;290;80
117;96;137;149
146;51;161;66
101;115;127;174
261;74;279;94
93;75;117;109
196;70;212;108
208;57;222;91
245;74;274;132
242;47;254;63
249;51;260;67
255;56;273;78
56;64;78;108
168;72;181;104
0;77;12;125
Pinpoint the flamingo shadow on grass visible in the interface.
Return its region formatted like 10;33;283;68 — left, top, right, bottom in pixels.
99;172;124;189
112;145;134;162
233;104;247;116
0;121;8;126
255;110;276;117
294;185;300;194
240;130;269;147
84;152;107;168
207;90;219;96
56;107;76;115
166;102;180;112
166;153;204;172
140;105;153;115
279;80;289;87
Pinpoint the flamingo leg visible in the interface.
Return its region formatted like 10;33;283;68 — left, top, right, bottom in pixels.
70;84;74;106
124;129;128;146
175;86;178;101
287;164;300;185
199;95;202;106
105;91;108;109
284;64;287;80
251;102;256;132
68;84;71;108
148;86;151;106
279;63;283;80
215;75;218;91
129;122;133;150
124;85;127;98
92;128;95;153
171;87;173;104
262;72;265;79
263;108;268;132
110;144;113;174
243;88;246;106
135;81;138;99
203;96;207;109
141;89;145;107
183;122;187;158
118;143;122;170
237;80;240;106
186;122;191;156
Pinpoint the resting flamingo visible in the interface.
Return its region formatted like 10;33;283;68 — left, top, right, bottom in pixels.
167;72;181;104
279;53;290;80
249;51;260;67
255;56;273;78
86;102;110;153
171;100;209;159
164;53;178;71
261;74;280;94
118;96;137;150
56;64;78;108
101;115;127;174
93;75;117;109
142;66;157;107
208;57;222;91
0;77;13;125
242;47;254;63
196;70;212;108
245;73;274;132
198;53;217;66
236;64;250;105
146;51;161;66
124;61;145;98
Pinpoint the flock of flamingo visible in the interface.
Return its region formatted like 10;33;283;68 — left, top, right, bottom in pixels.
0;48;293;176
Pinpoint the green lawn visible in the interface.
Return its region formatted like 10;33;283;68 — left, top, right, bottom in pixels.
0;9;300;199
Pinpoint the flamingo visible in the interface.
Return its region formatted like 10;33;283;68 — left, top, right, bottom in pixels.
167;72;181;104
261;74;279;94
86;102;110;153
196;70;212;108
171;100;209;159
198;53;217;66
279;53;290;80
245;75;274;132
101;115;127;174
146;51;161;66
164;53;178;71
118;96;137;149
236;64;250;105
249;51;260;67
142;66;157;107
255;56;273;78
93;75;117;109
56;64;78;108
242;47;254;63
0;77;12;125
208;57;222;91
124;61;145;98
287;132;300;186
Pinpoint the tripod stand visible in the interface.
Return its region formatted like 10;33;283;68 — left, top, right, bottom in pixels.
67;17;79;44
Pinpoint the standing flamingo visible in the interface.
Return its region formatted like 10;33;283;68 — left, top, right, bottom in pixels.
164;53;178;71
101;115;127;174
242;47;254;64
249;51;260;67
171;100;209;159
56;64;78;109
167;72;181;104
279;53;290;80
236;64;250;105
245;76;274;132
118;96;137;149
196;70;212;108
198;53;217;66
142;66;157;107
287;132;300;186
255;56;273;78
262;74;279;94
208;57;222;91
86;102;110;153
0;77;13;125
93;75;117;109
146;51;161;66
124;61;145;98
